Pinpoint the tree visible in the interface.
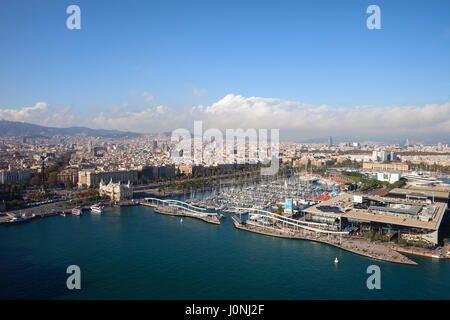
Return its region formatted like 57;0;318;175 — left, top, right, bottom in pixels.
64;181;74;190
30;175;42;186
275;205;283;215
407;240;415;247
47;172;58;186
364;231;373;240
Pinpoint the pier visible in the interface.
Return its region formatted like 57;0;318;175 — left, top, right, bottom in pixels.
231;216;417;265
141;198;221;225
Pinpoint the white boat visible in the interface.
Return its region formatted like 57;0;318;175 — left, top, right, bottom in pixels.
334;257;339;264
72;207;82;216
90;204;104;214
9;214;30;224
180;218;183;223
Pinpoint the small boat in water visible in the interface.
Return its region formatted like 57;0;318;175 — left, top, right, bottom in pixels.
8;214;30;224
334;257;339;264
72;207;82;216
90;204;104;214
180;218;183;223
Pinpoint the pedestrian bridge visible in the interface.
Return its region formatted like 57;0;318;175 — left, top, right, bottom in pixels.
232;207;348;235
143;197;217;216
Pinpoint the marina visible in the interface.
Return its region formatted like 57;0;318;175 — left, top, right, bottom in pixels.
2;176;448;264
183;175;330;212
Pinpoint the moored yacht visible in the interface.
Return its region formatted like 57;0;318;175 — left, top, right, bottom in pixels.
90;204;104;214
9;214;30;224
72;207;82;216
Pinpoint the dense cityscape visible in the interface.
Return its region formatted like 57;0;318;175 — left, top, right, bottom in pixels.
1;120;449;266
1;0;449;304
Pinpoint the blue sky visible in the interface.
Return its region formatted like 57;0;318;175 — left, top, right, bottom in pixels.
0;0;449;141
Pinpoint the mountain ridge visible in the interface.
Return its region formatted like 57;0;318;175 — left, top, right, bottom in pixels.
0;120;141;138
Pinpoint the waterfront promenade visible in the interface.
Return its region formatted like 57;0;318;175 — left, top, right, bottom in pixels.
231;216;417;265
2;196;447;264
0;199;139;224
141;199;221;225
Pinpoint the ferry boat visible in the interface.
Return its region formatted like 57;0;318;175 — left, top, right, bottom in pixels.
72;207;82;216
90;204;104;214
9;214;30;224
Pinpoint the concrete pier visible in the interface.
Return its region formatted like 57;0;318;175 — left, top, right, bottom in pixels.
231;216;417;265
141;202;221;225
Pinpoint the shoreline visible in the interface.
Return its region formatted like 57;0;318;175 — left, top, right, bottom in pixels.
2;199;447;263
391;246;449;260
231;216;418;265
0;200;139;224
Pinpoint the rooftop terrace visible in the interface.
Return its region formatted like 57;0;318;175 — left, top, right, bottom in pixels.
304;193;448;231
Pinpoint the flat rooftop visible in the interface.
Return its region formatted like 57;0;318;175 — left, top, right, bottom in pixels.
407;183;450;191
304;193;448;230
368;204;422;216
388;187;450;200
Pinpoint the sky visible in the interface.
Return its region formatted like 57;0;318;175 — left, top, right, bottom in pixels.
0;0;449;143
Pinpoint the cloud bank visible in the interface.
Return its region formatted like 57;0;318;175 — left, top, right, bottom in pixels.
1;94;449;142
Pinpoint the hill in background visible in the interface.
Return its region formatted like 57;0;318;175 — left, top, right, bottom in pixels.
0;120;141;138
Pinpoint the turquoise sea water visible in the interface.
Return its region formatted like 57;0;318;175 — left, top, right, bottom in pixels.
0;203;449;300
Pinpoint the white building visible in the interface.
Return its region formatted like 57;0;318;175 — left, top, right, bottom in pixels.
99;179;133;202
371;151;397;162
376;172;401;184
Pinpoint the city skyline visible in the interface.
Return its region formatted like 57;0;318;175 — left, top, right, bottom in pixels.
2;0;450;305
1;117;449;145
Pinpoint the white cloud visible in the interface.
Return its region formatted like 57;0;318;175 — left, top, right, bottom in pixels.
0;102;49;121
128;90;138;98
142;91;154;102
1;95;449;141
191;94;450;141
0;102;76;127
193;87;208;98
